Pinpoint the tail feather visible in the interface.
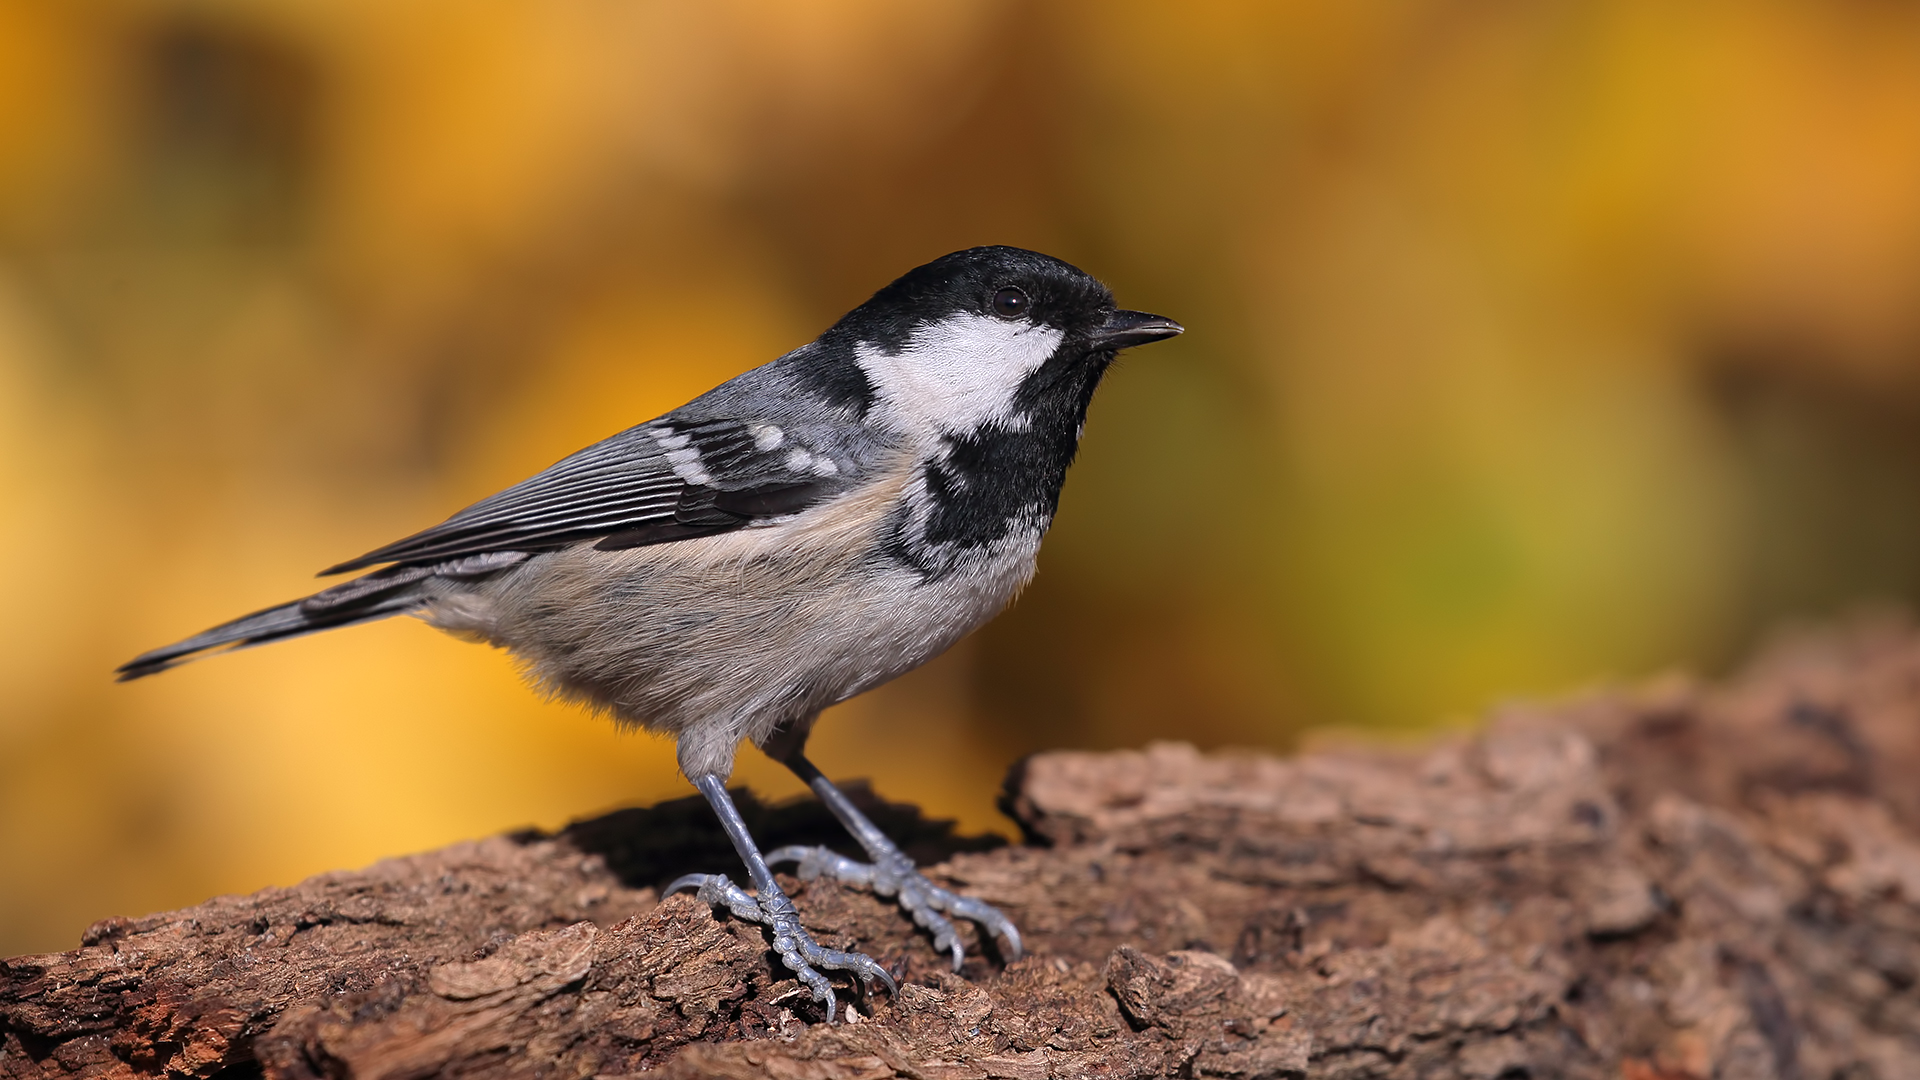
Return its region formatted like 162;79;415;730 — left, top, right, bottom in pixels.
116;587;426;681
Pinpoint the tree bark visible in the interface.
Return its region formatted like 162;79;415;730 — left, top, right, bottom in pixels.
7;616;1920;1079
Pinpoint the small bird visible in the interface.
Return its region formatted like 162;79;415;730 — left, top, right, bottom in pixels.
119;246;1181;1020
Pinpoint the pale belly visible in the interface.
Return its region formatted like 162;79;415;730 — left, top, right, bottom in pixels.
417;477;1042;777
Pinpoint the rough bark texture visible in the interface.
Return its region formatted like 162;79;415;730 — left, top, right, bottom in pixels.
7;617;1920;1079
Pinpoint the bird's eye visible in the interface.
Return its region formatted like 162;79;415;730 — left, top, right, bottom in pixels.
990;287;1029;319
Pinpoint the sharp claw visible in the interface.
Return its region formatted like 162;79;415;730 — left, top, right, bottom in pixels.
801;969;838;1023
998;919;1025;960
862;954;898;997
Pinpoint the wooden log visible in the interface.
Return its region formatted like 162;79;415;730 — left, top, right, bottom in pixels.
6;617;1920;1079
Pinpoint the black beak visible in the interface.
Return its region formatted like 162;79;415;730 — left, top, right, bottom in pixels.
1089;310;1184;350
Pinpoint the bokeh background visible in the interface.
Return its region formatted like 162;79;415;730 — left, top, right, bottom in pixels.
7;0;1920;957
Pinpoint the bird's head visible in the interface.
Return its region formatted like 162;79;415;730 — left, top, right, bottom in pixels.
825;246;1182;441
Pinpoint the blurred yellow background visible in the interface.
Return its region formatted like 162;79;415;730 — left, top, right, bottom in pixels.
8;0;1920;957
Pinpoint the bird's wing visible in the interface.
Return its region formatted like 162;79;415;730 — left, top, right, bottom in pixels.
321;418;848;574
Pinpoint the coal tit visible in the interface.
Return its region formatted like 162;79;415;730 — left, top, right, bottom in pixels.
120;245;1183;1020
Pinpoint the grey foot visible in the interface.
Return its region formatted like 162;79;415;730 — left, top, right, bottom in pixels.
765;845;1023;971
665;872;895;1022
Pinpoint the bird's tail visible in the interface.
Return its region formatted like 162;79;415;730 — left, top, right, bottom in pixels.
115;566;435;681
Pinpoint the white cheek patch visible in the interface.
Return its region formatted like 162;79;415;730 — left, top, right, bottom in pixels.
854;313;1065;439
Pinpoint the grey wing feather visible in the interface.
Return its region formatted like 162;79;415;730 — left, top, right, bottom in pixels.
321;419;846;574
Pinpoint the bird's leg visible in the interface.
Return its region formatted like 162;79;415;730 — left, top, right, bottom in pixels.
764;752;1023;972
665;773;895;1022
